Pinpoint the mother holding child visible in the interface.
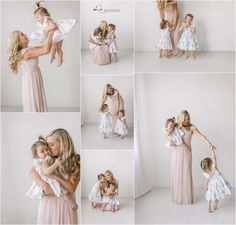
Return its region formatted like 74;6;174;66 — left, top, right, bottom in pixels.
89;21;118;65
89;170;120;213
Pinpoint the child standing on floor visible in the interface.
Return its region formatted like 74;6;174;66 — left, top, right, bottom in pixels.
158;19;173;58
115;110;128;139
30;1;77;66
26;137;78;210
177;14;199;59
164;117;184;148
106;24;118;62
89;174;106;208
200;148;231;213
99;104;112;139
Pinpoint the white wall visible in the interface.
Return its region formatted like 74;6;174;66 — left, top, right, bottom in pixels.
135;0;235;51
81;150;134;198
81;1;133;50
81;76;134;123
136;73;235;188
1;112;81;224
1;1;80;109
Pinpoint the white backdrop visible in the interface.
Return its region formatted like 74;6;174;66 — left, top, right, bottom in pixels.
81;150;134;198
135;73;235;188
1;1;80;110
81;76;134;124
1;113;81;224
135;0;235;51
81;1;133;49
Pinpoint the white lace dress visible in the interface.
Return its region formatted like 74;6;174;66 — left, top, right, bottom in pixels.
30;16;77;43
88;181;102;203
99;112;112;133
165;128;184;148
26;156;63;199
177;25;199;51
102;189;119;206
158;28;173;50
115;116;128;135
203;170;231;201
106;31;118;53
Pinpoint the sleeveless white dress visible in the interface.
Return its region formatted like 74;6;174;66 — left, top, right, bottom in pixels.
88;181;102;203
30;16;77;43
99;112;112;133
158;28;173;50
115;116;128;135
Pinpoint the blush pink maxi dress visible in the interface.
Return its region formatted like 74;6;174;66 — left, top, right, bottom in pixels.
92;44;110;65
37;193;78;224
20;48;47;112
171;127;194;204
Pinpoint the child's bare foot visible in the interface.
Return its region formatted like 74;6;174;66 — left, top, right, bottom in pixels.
71;203;78;211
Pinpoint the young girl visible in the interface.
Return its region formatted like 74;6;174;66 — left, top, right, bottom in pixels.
89;28;103;50
177;14;199;59
165;117;184;148
89;174;106;208
200;149;231;213
115;110;128;139
26;137;78;210
106;24;118;62
99;104;112;139
30;1;77;66
158;19;173;58
102;183;120;213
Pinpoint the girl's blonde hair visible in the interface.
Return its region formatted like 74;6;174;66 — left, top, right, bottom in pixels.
46;129;80;178
177;110;192;128
31;136;48;158
200;158;212;172
8;31;23;73
34;1;50;16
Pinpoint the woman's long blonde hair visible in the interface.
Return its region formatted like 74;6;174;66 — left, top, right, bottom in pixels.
8;31;23;73
46;129;80;178
98;20;108;39
157;0;168;11
105;170;118;189
177;110;192;128
102;83;114;103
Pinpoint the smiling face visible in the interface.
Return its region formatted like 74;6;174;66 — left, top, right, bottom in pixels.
46;135;61;157
34;11;44;23
18;32;29;47
183;114;190;127
36;144;50;159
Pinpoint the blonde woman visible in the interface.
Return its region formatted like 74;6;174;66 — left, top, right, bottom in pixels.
100;84;124;131
29;128;80;224
8;30;55;112
170;110;216;204
89;21;110;65
156;0;181;55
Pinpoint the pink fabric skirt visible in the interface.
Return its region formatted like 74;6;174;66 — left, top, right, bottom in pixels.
171;144;194;204
37;196;78;224
92;45;110;65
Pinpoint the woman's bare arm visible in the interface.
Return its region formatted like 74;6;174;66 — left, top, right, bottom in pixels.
23;29;55;60
29;168;54;195
191;126;216;150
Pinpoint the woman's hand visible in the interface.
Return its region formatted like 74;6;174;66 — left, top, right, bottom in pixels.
169;140;177;147
42;183;54;196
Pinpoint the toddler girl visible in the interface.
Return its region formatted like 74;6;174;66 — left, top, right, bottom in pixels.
99;104;112;138
26;137;78;210
115;110;128;139
158;19;173;58
200;149;231;213
106;24;118;62
89;28;104;50
102;183;119;213
177;14;199;59
165;117;184;148
89;173;106;208
30;1;77;66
